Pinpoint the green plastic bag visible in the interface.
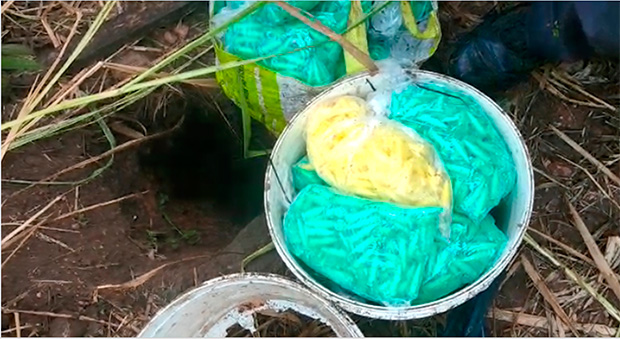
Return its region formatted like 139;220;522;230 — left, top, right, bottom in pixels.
389;83;517;224
283;184;507;306
413;213;507;304
210;0;442;134
284;184;444;306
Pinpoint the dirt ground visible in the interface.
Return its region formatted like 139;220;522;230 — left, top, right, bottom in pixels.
1;1;619;337
1;89;273;336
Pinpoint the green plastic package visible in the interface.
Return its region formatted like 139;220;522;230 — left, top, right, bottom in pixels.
283;184;507;306
389;84;517;224
413;213;507;304
284;184;444;306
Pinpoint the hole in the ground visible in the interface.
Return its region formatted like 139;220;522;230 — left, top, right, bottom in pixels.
138;91;274;227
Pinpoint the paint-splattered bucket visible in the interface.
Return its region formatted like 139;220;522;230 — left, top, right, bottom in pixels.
264;70;535;320
138;273;363;337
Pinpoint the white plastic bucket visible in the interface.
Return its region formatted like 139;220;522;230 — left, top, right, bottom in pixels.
138;273;363;337
264;70;535;320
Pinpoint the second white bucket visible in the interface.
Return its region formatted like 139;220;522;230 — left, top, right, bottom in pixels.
264;70;535;320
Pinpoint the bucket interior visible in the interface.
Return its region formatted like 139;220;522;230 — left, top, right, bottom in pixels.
139;273;362;337
265;70;534;319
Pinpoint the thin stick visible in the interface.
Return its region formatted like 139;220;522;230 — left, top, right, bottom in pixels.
525;233;620;322
552;71;616;111
527;228;596;267
1;0;15;13
560;155;620;212
533;166;570;190
37;226;80;233
103;63;218;88
26;120;181;187
36;232;75;252
489;308;617;336
534;72;610;110
1;308;117;327
550;125;620;186
47;61;104;107
567;199;620;301
14;312;21;338
2;225;37;268
275;1;377;73
1;194;64;249
521;255;579;336
241;242;275;273
1;325;33;335
96;254;214;290
41;14;61;48
52;192;145;223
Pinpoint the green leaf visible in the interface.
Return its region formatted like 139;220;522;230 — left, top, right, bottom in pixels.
1;44;34;57
1;55;40;71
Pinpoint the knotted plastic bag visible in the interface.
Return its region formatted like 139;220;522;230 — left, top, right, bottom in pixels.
389;84;517;224
284;184;444;306
305;95;452;234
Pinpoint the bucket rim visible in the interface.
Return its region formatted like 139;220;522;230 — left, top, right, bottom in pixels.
138;272;364;337
264;69;535;320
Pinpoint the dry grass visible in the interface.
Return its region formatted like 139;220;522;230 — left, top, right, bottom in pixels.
495;54;620;336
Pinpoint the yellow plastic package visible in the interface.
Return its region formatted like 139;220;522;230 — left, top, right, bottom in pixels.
306;95;452;232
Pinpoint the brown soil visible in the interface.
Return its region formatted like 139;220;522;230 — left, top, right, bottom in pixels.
1;90;272;337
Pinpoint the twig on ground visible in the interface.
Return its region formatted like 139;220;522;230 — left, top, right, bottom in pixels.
35;232;75;252
527;228;596;267
1;308;118;327
552;70;616;111
7;119;181;200
96;253;213;291
2;218;47;268
1;194;65;249
14;312;21;338
559;155;620;212
44;119;182;182
103;62;218;88
489;308;617;336
525;233;620;322
521;255;579;336
52;191;146;223
1;325;33;335
567;199;620;301
1;0;15;13
550;125;620;186
533;166;570;190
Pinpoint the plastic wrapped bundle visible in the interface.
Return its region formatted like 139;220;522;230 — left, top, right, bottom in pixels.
389;84;517;224
283;185;507;306
284;184;444;306
305;96;452;230
220;1;351;87
413;213;507;304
